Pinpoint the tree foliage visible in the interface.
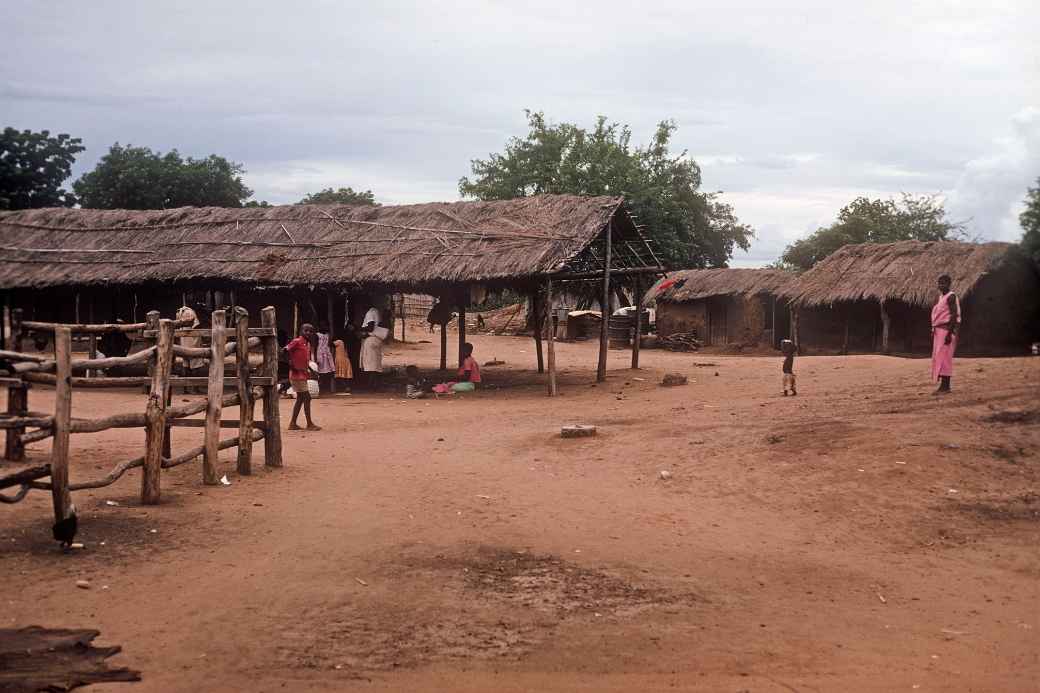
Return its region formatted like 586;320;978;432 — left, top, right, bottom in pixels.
298;187;378;206
459;111;752;269
72;143;252;209
0;127;84;210
1019;177;1040;264
781;194;964;271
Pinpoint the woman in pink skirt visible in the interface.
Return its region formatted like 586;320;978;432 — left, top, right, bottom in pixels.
931;274;960;394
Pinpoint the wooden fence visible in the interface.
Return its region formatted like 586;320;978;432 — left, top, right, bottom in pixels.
0;306;283;543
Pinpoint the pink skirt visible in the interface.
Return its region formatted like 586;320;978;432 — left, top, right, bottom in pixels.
931;328;957;381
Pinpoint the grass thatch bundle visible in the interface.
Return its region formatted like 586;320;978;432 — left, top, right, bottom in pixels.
0;194;653;291
644;268;795;305
778;240;1030;308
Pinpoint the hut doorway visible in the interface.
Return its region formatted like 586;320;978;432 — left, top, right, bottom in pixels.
706;297;728;345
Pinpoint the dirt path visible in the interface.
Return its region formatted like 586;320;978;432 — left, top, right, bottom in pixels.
2;336;1038;692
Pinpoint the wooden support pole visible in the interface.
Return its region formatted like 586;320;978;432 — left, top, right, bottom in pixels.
144;311;160;395
235;308;254;475
11;308;22;353
532;292;544;374
792;308;801;354
631;277;642;369
439;322;447;371
457;302;467;369
325;291;337;394
597;220;613;382
142;319;174;504
203;309;227;485
87;297;97;378
546;279;558;397
50;327;73;529
260;306;283;468
4;382;29;461
880;299;891;354
842;306;850;356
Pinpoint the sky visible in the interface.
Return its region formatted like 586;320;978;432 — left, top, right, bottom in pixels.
3;1;1037;266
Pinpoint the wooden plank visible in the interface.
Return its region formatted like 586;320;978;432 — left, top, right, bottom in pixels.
168;376;274;386
23;373;151;388
4;382;29;460
143;327;275;339
597;220;613;382
23;317;194;335
546;279;558;397
203;310;227;485
235;308;254;475
260;306;283;468
50;327;73;530
169;418;266;429
0;377;25;386
142;319;173;504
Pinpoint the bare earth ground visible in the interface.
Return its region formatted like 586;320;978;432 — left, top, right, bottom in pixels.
2;335;1038;692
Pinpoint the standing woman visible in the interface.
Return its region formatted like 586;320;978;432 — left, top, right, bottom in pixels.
315;321;336;395
359;303;386;389
931;274;960;394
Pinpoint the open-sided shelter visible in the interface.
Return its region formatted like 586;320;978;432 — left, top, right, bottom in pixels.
779;240;1040;355
0;194;663;389
645;269;795;348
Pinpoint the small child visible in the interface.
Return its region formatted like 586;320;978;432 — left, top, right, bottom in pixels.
458;342;481;384
405;365;426;399
781;339;797;396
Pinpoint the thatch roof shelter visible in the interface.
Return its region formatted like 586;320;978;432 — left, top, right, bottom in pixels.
0;194;660;292
778;240;1026;307
643;268;796;305
778;240;1040;355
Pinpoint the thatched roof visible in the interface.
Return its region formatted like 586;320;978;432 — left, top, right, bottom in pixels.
643;268;795;305
0;194;657;291
779;240;1032;308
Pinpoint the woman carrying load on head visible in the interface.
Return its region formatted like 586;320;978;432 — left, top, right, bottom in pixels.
931;274;960;394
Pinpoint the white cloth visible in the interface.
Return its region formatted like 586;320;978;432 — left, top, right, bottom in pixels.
360;333;384;372
363;307;381;327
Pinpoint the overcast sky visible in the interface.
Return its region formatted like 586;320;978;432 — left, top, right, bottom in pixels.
4;1;1037;265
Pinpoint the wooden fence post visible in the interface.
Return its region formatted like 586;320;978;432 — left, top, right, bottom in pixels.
260;307;283;468
50;327;73;527
235;308;254;475
203;309;227;485
5;382;29;461
532;291;544;374
597;219;613;382
546;279;558;397
631;277;642;369
142;319;174;504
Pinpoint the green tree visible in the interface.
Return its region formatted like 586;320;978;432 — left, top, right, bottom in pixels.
298;187;378;205
0;127;84;209
1020;177;1040;263
459;111;752;269
781;194;964;271
73;143;253;209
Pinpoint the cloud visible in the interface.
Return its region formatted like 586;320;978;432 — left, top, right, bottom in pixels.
945;107;1040;241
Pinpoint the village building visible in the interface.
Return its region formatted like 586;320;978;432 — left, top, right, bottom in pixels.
0;194;663;386
645;268;796;348
779;240;1040;355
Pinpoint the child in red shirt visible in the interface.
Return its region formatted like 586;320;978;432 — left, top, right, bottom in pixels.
284;323;321;430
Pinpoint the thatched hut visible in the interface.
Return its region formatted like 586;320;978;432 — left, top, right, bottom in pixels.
779;240;1040;355
644;269;796;348
0;194;662;382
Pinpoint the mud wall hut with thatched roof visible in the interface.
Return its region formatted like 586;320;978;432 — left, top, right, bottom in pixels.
0;194;662;383
779;240;1040;355
644;269;796;348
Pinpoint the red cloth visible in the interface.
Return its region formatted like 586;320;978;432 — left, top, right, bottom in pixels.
286;336;312;381
458;356;482;383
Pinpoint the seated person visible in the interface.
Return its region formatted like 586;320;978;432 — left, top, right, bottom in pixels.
457;342;481;384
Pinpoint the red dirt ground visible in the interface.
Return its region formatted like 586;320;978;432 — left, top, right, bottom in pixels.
2;336;1038;692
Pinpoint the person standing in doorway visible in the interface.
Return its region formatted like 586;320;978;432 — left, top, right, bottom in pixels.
315;321;336;395
931;274;960;394
285;323;321;430
360;303;386;389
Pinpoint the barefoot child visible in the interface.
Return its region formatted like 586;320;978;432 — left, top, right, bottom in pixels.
781;339;797;396
458;342;481;385
285;324;321;430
